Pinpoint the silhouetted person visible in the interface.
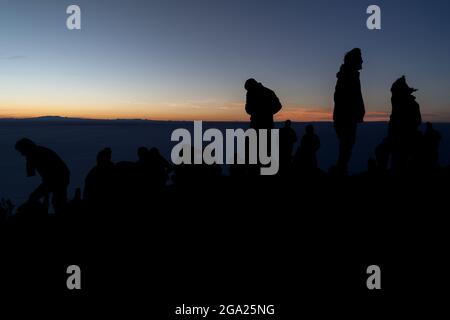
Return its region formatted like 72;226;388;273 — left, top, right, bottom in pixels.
375;138;391;172
15;138;70;214
84;147;115;209
14;199;48;222
148;147;172;189
135;146;172;192
388;76;422;171
114;159;141;209
423;122;442;171
279;120;298;173
244;78;282;172
172;146;221;188
333;48;365;174
172;146;198;186
357;157;381;179
367;158;378;176
137;146;149;164
67;188;83;218
245;78;282;130
294;124;321;173
0;199;13;223
135;146;153;193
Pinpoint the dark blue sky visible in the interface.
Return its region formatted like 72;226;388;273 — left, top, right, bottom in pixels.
1;0;450;121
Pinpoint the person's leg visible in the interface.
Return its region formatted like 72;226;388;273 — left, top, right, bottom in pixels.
51;184;68;214
392;133;411;173
335;123;347;171
335;122;357;173
347;122;357;160
334;123;343;168
29;183;49;202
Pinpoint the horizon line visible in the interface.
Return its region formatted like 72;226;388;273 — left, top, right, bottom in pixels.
0;115;390;123
1;113;449;123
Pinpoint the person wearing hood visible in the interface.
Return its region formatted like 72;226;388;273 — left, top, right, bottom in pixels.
388;76;422;171
333;48;366;174
245;78;282;130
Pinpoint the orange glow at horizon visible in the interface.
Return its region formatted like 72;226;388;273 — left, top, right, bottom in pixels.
0;101;397;122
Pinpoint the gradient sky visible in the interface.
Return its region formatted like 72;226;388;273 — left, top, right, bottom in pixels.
1;0;450;121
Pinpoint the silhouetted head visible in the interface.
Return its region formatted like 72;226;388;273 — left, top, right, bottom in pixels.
305;124;314;134
284;120;292;128
137;146;148;161
15;138;37;156
344;48;363;70
391;76;417;95
244;78;259;91
97;147;112;165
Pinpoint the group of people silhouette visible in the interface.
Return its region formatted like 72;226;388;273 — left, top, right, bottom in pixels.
1;48;446;218
244;48;442;176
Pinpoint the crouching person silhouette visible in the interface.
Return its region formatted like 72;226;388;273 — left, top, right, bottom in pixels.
333;48;365;174
15;138;70;214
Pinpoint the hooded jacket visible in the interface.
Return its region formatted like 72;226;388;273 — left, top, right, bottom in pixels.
245;83;282;129
333;64;365;124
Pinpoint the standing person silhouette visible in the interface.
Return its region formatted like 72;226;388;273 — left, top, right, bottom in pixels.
295;124;321;174
388;76;422;171
333;48;365;174
245;78;282;130
279;120;298;173
244;78;282;173
15;138;70;214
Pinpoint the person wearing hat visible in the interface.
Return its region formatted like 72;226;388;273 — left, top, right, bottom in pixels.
388;76;422;171
333;48;366;174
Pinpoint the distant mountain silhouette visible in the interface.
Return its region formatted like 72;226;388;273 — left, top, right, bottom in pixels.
0;116;88;122
0;116;161;125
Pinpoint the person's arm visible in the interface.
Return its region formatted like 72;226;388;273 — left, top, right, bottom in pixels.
357;91;365;122
414;101;422;126
271;92;282;114
354;76;365;122
245;92;254;115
